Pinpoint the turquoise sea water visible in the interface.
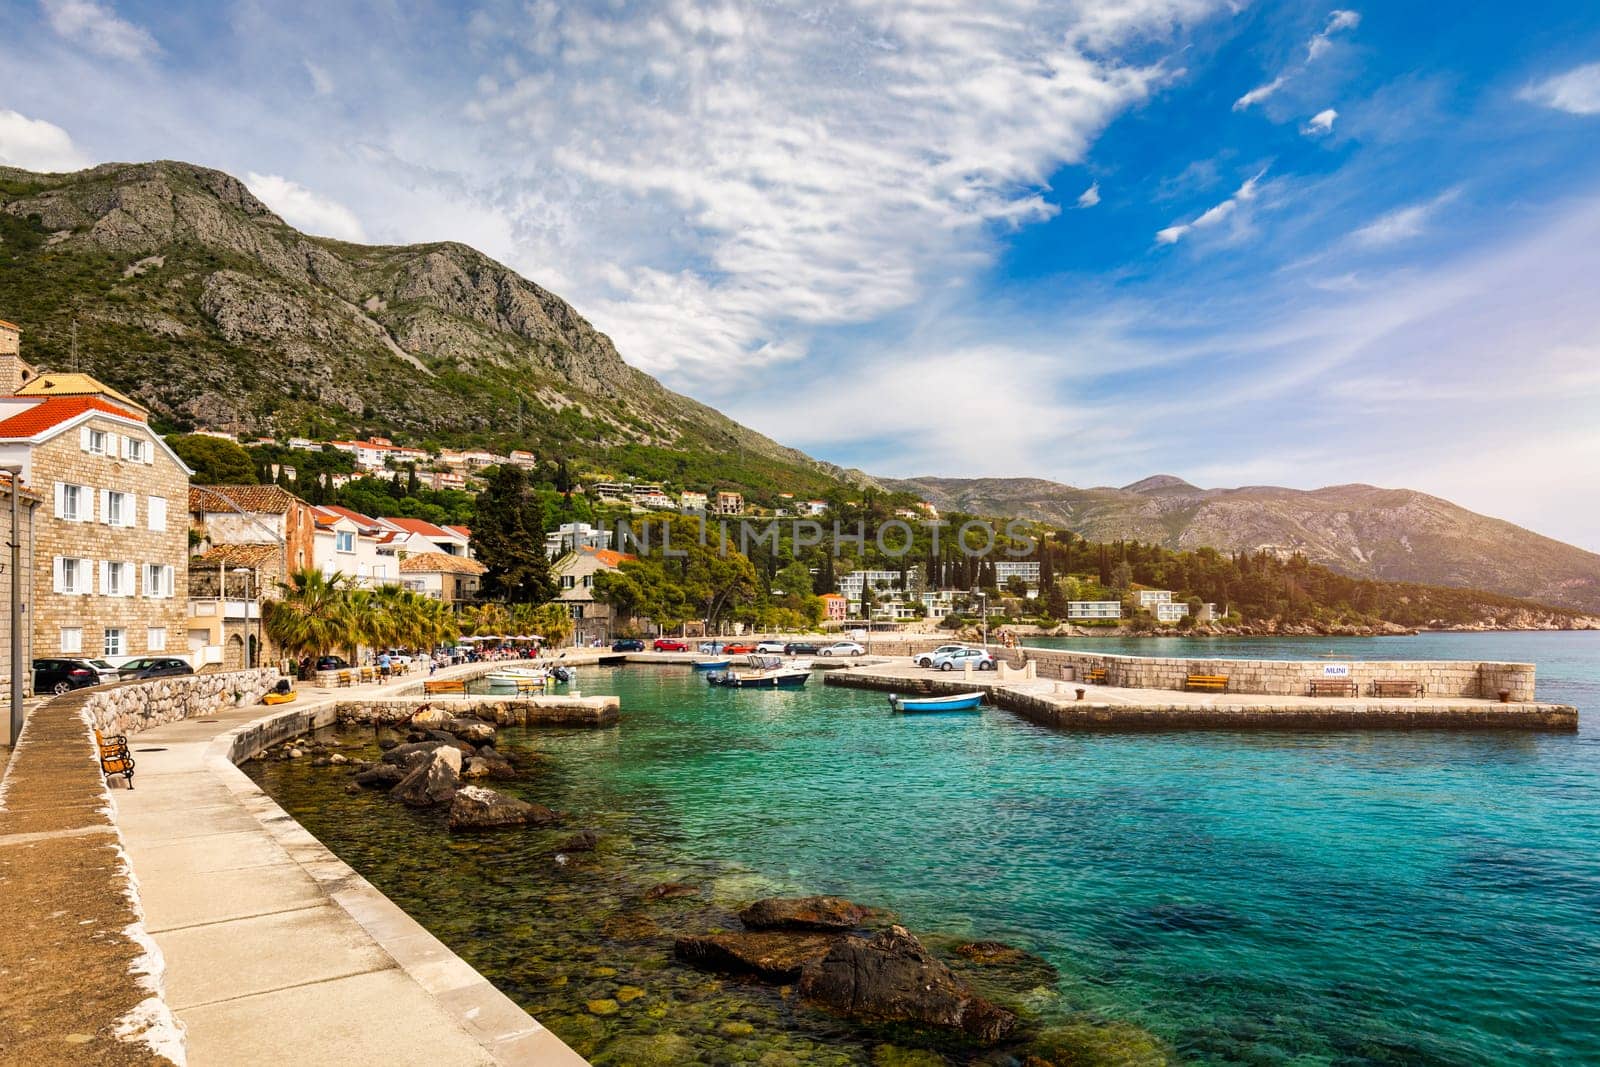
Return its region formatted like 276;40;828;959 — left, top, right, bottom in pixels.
252;632;1600;1064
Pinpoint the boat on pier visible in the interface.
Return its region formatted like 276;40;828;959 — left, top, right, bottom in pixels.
889;691;985;713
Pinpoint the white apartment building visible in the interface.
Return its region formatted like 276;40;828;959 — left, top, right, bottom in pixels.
995;560;1042;587
1154;601;1189;623
545;522;613;559
1068;600;1122;620
1138;589;1174;607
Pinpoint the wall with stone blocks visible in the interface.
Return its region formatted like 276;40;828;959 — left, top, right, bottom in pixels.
87;667;281;736
1012;647;1535;701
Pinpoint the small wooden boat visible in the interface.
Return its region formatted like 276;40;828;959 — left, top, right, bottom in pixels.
261;690;298;706
692;658;732;671
487;666;549;687
889;691;984;713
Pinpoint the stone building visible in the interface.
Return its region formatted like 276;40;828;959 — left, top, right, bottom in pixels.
553;545;634;644
398;552;486;607
0;473;40;744
0;390;192;661
0;319;39;396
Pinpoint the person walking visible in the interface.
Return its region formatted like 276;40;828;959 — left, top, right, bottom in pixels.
377;650;392;682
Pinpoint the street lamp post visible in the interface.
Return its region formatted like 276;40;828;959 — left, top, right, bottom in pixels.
972;588;988;649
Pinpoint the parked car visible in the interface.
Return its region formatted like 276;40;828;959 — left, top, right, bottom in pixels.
33;658;102;695
118;657;195;681
927;648;995;672
653;638;689;652
612;638;646;652
316;655;350;672
818;641;866;657
722;643;758;655
784;641;821;655
915;644;975;668
697;642;724;654
85;658;124;682
754;640;789;654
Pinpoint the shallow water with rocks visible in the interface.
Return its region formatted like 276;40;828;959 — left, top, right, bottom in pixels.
248;634;1600;1064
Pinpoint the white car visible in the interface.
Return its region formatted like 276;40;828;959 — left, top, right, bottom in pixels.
928;648;995;672
818;641;865;657
754;640;789;654
914;644;974;668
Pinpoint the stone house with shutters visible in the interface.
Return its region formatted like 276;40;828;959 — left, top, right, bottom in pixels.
0;389;192;662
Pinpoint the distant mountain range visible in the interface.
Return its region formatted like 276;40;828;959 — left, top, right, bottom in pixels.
882;475;1600;615
3;159;1595;615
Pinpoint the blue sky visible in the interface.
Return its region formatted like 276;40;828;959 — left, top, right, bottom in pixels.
2;1;1600;548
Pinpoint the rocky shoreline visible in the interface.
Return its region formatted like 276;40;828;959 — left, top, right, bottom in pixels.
250;706;1178;1065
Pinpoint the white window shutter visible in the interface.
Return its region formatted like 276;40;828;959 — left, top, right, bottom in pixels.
126;495;137;528
98;560;107;595
146;440;155;465
119;436;130;459
98;489;110;524
52;557;64;594
80;426;91;452
166;565;175;598
83;488;94;524
53;483;65;519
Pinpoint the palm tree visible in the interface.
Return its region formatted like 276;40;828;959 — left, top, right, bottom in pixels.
263;570;356;662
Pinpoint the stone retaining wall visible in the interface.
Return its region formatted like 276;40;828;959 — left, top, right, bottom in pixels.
1011;648;1535;701
87;668;281;736
335;697;620;728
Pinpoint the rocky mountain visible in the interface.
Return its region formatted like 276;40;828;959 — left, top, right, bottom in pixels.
884;475;1600;614
0;160;855;495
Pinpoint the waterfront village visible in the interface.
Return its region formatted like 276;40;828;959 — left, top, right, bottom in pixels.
0;314;1223;706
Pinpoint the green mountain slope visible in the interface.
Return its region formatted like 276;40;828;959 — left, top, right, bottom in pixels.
0;159;856;498
885;475;1600;614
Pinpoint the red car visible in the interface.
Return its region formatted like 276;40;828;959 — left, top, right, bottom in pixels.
722;642;758;654
652;638;689;652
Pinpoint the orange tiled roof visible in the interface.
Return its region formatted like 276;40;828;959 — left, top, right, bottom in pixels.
382;516;458;540
13;373;146;413
398;551;486;576
193;544;279;568
577;545;635;568
312;504;380;529
0;396;145;439
190;484;302;515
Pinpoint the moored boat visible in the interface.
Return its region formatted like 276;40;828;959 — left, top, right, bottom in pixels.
889;691;984;713
692;658;732;670
707;654;810;689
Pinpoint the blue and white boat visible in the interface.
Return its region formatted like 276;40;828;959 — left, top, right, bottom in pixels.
707;655;809;689
692;657;732;671
889;691;984;713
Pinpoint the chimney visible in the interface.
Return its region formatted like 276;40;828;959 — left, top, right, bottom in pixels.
0;320;37;397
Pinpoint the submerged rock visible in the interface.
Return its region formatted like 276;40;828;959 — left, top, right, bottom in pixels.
382;740;449;767
446;718;496;744
446;785;559;830
389;746;461;807
1024;1022;1176;1066
412;707;453;727
674;931;839;982
643;882;700;902
739;896;870;932
557;829;598;852
798;926;1016;1044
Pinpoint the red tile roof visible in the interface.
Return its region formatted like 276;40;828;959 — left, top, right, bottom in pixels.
381;516;459;540
311;504;380;529
578;545;635;568
399;551;487;576
0;396;145;439
190;484;303;515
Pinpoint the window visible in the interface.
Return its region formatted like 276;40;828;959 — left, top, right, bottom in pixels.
55;482;91;522
103;561;131;597
147;496;167;531
60;627;83;653
336;530;355;553
143;564;174;599
147;627;167;652
561;575;576;590
122;437;148;463
103;490;132;527
103;628;124;657
53;556;91;595
84;427;108;455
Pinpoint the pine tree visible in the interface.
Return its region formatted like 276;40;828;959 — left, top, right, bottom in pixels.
474;466;555;604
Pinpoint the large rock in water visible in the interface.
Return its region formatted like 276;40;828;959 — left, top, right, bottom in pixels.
447;785;559;830
674;931;840;983
798;926;1017;1044
389;746;461;807
446;718;496;744
382;740;450;767
352;763;406;788
739;896;870;932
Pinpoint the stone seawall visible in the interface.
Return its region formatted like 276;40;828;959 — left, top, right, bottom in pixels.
87;667;281;737
335;696;620;728
1008;647;1534;701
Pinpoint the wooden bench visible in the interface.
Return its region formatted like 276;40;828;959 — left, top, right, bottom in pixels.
94;729;135;789
514;678;548;697
358;666;376;684
337;670;354;688
1086;667;1109;685
1307;679;1359;697
423;679;466;696
1372;679;1424;698
1184;673;1229;692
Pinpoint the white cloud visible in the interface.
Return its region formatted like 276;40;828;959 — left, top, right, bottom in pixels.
40;0;159;61
1234;75;1287;110
0;108;90;171
1234;9;1360;111
1076;181;1101;208
304;60;334;96
1519;61;1600;116
244;172;367;242
1303;108;1338;135
1156;168;1267;244
464;0;1229;377
1350;188;1458;247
